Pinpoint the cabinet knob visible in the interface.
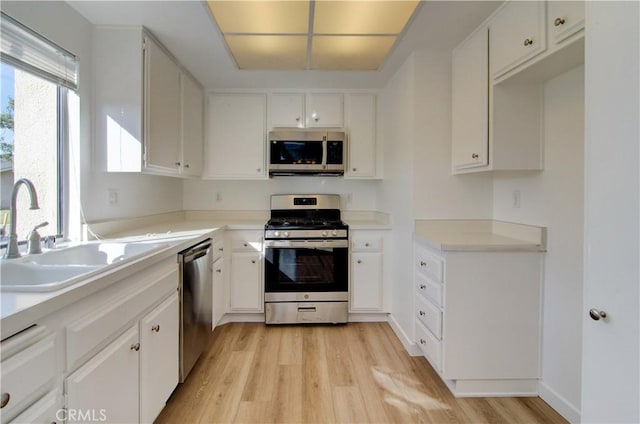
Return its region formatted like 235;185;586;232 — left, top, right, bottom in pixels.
251;260;256;264
357;259;362;264
554;17;566;27
589;308;607;321
420;261;427;267
295;117;300;122
151;325;160;332
524;38;534;47
365;243;370;247
419;284;426;289
352;168;357;172
0;393;10;409
257;168;261;173
471;153;479;159
216;268;222;273
184;164;190;169
314;117;319;122
243;243;248;247
419;338;426;345
219;247;224;251
419;310;426;317
175;161;181;166
130;343;140;351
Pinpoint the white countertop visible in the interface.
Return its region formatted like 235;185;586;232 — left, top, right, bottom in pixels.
414;220;546;252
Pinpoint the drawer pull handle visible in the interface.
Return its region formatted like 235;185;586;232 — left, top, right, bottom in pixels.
554;17;565;26
0;393;10;409
357;259;362;264
152;325;160;332
420;261;427;267
419;338;426;345
419;284;426;289
419;310;426;317
130;343;140;351
524;38;534;46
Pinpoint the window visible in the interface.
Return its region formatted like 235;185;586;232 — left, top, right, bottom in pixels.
1;12;78;242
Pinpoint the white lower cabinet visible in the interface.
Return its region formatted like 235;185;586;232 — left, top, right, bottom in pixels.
139;293;179;423
349;231;389;313
228;231;263;312
66;325;140;424
212;256;225;326
9;390;62;424
66;292;179;424
413;237;543;396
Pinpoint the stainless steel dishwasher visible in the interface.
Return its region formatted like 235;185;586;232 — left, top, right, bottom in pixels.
178;238;212;382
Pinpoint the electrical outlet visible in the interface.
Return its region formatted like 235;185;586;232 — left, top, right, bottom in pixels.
512;190;521;208
108;188;119;206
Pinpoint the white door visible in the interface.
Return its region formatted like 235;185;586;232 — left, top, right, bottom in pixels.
66;325;139;424
139;293;179;423
581;2;639;422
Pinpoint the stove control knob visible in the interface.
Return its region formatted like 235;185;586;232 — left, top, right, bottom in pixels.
283;232;290;238
332;230;338;236
274;231;280;237
322;231;328;237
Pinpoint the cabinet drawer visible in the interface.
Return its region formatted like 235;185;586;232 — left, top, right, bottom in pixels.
10;390;61;424
0;335;56;422
416;277;442;308
212;238;224;262
415;294;442;340
351;236;382;251
415;320;441;372
415;246;444;283
66;264;177;370
230;232;262;251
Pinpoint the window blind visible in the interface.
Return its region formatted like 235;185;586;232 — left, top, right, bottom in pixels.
0;12;78;90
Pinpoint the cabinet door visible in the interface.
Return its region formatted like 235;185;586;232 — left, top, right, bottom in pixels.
548;1;585;45
350;252;383;311
452;27;489;171
306;93;343;127
140;293;179;424
271;93;304;128
212;257;225;326
10;390;62;424
144;36;181;175
205;93;267;179
180;72;204;177
490;1;546;78
345;94;377;178
66;325;139;424
230;252;263;311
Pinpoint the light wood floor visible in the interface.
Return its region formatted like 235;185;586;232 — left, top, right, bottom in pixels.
156;322;566;424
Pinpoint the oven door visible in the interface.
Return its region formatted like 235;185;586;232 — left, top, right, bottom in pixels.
264;239;348;293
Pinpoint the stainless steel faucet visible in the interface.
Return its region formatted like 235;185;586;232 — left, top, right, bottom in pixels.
3;178;40;259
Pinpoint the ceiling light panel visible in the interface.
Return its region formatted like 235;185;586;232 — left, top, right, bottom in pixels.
311;36;397;70
206;1;309;34
225;35;308;70
313;0;419;35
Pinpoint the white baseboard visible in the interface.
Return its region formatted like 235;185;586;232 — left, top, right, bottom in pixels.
387;315;421;356
538;381;581;423
217;313;265;325
348;312;389;322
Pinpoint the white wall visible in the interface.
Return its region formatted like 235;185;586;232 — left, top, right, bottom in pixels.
183;178;379;211
493;66;585;419
412;49;493;219
2;1;183;229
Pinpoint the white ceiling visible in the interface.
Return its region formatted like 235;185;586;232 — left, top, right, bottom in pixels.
67;0;501;89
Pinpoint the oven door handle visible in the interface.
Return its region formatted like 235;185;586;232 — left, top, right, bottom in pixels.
264;240;348;248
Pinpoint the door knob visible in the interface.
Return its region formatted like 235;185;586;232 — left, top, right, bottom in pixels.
589;308;607;321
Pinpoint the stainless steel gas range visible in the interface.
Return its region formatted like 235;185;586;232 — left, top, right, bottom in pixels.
264;194;348;324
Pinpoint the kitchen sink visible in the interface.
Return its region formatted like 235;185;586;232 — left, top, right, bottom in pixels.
0;241;168;292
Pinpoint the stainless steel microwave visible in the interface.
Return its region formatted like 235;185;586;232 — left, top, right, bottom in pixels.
268;130;345;176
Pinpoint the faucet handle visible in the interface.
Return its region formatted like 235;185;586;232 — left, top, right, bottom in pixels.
27;222;48;255
33;221;49;231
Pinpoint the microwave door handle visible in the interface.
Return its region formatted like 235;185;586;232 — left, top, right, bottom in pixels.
322;136;327;166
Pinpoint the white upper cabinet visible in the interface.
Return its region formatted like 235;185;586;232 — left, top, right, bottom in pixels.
180;72;204;177
93;27;203;178
205;93;267;179
452;27;489;171
306;93;344;128
548;1;585;46
490;1;547;79
270;93;305;128
144;35;182;175
345;93;378;178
